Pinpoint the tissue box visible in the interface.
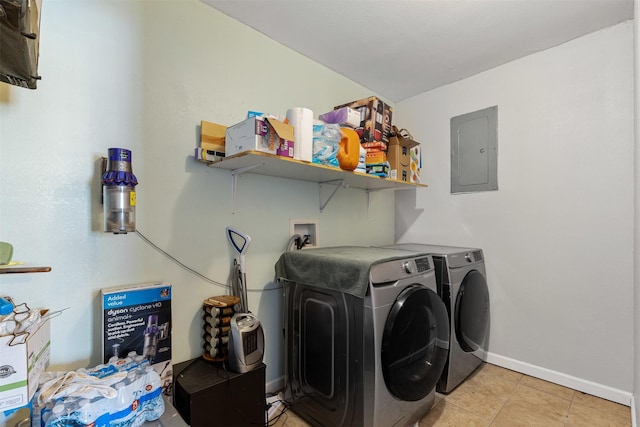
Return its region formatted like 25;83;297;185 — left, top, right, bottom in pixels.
0;311;50;412
318;106;361;128
225;116;295;158
334;96;393;144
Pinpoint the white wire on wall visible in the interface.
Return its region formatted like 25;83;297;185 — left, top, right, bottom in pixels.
135;230;283;293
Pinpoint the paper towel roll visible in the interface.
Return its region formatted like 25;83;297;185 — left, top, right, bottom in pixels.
286;107;314;162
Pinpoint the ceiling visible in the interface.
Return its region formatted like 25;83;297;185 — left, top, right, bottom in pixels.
202;0;633;102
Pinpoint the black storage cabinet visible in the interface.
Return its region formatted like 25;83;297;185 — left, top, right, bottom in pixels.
173;358;266;427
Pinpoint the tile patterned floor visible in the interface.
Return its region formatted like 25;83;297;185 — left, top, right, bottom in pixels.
270;363;632;427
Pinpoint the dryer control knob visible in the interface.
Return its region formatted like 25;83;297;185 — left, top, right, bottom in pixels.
402;261;415;274
465;253;473;262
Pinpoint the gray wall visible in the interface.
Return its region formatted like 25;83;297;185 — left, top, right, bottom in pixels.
395;22;634;404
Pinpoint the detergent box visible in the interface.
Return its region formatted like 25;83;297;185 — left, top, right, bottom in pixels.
101;282;173;396
0;309;50;412
225;116;295;158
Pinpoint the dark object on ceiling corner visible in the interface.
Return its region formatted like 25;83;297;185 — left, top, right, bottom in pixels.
0;0;42;89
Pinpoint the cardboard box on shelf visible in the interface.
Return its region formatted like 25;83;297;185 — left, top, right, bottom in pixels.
366;151;387;165
409;145;421;184
194;148;225;163
388;126;419;149
0;311;50;412
361;141;387;152
388;144;409;182
200;120;227;154
225;116;295;158
388;127;420;183
334;96;393;144
366;162;390;178
389;144;421;183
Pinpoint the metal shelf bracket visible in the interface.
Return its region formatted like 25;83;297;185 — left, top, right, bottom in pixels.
231;164;262;211
319;179;348;212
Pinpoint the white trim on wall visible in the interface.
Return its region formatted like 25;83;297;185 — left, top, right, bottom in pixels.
486;352;633;406
266;376;285;394
633;0;640;424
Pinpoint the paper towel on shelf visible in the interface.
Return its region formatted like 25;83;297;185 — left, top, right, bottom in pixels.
286;107;313;162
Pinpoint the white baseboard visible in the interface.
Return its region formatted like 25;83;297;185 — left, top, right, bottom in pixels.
266;375;285;394
485;352;633;406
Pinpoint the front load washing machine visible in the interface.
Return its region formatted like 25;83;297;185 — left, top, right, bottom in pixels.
384;244;490;394
276;246;449;427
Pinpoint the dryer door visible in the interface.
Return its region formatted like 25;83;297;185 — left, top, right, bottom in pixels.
454;270;490;352
381;286;449;401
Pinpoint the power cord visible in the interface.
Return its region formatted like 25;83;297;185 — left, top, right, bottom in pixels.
135;229;282;293
266;394;291;426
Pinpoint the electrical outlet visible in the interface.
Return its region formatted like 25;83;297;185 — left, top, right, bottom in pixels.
290;219;319;249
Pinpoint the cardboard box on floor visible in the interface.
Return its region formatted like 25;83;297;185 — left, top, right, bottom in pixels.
0;310;50;412
388;127;421;183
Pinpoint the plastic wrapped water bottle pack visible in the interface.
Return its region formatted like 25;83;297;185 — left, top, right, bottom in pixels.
34;352;164;427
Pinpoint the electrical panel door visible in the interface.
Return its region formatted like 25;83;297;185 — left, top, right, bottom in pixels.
450;106;498;193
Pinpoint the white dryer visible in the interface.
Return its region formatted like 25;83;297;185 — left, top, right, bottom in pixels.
384;244;490;394
277;246;450;426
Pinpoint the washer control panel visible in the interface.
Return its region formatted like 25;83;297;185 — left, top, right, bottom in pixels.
414;257;431;272
448;249;484;268
371;255;433;283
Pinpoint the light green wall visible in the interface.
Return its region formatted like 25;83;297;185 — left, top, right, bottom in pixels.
0;0;395;390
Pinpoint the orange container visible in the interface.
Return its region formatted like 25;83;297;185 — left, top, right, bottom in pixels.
337;128;361;171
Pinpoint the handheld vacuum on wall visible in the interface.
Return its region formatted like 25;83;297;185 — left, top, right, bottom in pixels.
225;227;264;373
102;148;138;234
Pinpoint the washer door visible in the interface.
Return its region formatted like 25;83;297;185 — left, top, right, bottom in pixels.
455;270;490;352
381;286;449;401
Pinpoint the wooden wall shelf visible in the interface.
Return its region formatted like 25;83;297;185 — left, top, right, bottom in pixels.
197;150;425;211
0;266;51;274
202;151;425;191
